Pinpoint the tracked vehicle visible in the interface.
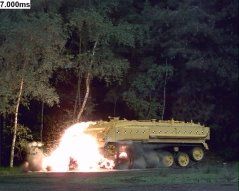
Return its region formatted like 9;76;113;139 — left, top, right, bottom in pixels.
85;118;210;168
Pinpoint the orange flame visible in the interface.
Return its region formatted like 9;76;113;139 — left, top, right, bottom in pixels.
42;122;115;172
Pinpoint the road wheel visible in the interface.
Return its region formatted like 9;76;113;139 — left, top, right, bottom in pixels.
117;158;132;170
132;156;146;169
191;147;204;161
176;152;190;167
145;151;160;168
159;152;174;167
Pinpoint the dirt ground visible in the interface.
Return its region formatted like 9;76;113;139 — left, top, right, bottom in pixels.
0;164;238;191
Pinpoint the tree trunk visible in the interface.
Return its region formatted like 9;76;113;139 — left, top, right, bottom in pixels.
76;40;98;121
161;81;166;120
10;77;24;167
146;94;152;119
76;73;90;121
40;102;44;142
161;60;168;120
1;113;6;166
0;117;2;166
73;75;81;120
0;114;4;166
113;99;117;117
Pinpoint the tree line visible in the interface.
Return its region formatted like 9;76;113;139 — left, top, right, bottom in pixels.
0;0;238;166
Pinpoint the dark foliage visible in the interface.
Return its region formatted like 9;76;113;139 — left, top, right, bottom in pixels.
0;0;238;165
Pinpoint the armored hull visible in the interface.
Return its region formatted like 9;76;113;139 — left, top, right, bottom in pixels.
86;118;210;168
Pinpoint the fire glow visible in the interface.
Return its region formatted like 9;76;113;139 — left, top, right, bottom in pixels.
42;122;115;172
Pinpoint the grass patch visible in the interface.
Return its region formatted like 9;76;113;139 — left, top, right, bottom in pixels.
0;162;238;187
0;167;23;176
79;163;238;186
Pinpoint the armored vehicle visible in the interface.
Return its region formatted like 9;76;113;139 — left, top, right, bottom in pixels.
85;118;210;168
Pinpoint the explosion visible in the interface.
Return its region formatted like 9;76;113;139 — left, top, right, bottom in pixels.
42;122;115;172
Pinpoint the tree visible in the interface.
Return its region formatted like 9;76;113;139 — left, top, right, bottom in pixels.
67;8;135;121
112;1;175;119
0;0;237;164
104;88;121;117
0;12;66;167
143;0;238;158
123;60;173;119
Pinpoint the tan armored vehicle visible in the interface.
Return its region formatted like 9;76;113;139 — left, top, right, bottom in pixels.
85;118;210;168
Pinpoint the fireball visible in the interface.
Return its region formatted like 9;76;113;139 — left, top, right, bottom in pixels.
42;122;114;172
